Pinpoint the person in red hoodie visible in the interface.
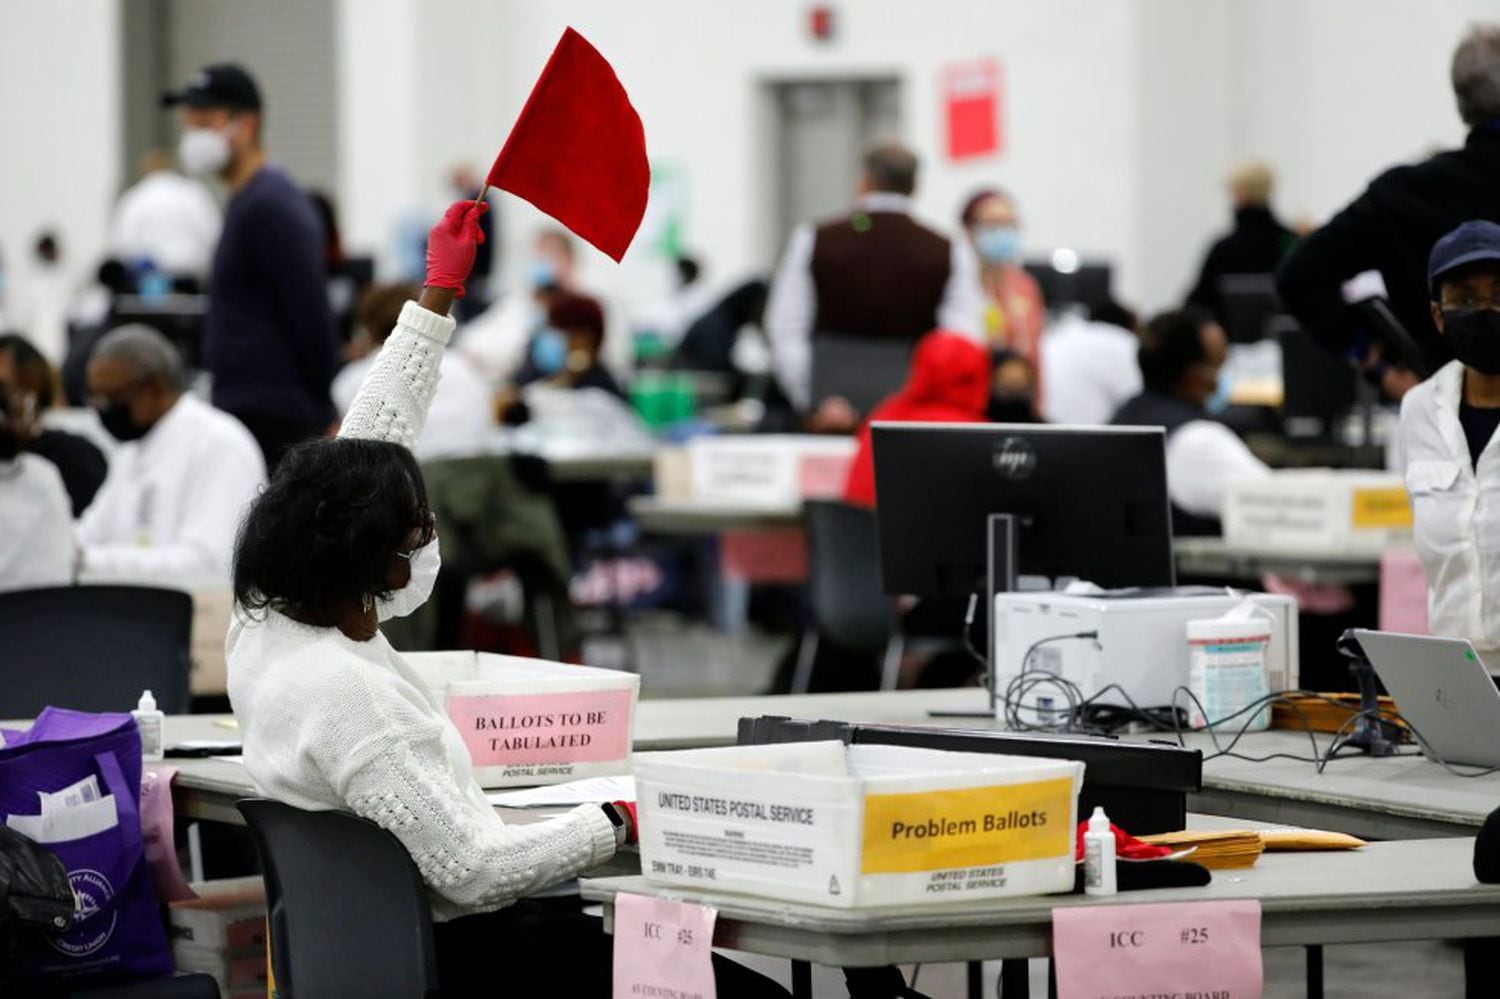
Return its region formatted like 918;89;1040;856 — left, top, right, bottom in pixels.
843;330;993;506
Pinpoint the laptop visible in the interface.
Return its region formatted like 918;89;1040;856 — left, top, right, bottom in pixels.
809;333;916;416
1353;629;1500;768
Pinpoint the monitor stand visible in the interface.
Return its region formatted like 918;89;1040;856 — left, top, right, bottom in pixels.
986;514;1018;713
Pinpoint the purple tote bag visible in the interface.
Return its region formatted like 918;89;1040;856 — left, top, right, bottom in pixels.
0;707;173;987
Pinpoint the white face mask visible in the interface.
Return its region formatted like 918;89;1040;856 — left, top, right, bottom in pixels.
377;536;441;621
178;127;232;175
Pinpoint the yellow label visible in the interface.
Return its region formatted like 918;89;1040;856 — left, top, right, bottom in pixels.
1350;487;1412;529
860;778;1074;875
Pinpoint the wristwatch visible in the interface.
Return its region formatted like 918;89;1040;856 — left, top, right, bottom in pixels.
600;802;629;849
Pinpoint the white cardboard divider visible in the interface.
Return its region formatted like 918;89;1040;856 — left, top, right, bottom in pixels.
686;434;857;507
406;652;639;788
635;741;1083;908
1223;469;1412;552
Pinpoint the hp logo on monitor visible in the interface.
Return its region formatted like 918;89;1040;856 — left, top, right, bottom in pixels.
992;437;1038;480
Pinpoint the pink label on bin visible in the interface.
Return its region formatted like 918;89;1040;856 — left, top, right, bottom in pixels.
448;689;633;766
1053;899;1262;999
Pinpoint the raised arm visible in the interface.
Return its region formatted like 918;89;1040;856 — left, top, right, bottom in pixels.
339;200;486;446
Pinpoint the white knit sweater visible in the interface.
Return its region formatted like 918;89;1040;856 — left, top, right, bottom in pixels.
227;300;617;921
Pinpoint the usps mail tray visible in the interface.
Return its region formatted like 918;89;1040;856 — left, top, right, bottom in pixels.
407;652;639;788
634;741;1082;908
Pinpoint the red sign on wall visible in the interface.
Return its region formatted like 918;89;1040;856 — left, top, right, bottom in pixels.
943;58;1003;161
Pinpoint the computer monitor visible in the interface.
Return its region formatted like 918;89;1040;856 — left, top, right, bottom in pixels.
1275;316;1356;437
1216;273;1280;344
871;423;1175;597
1022;260;1113;315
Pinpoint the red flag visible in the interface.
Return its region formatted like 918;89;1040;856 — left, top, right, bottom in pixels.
487;27;649;263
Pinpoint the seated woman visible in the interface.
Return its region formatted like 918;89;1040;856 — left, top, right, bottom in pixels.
227;201;784;997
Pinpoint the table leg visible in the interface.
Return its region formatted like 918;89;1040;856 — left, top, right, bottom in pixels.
1305;944;1324;999
967;960;983;999
1000;958;1030;998
791;959;812;999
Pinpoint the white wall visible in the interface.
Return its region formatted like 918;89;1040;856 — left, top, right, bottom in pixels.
0;1;121;307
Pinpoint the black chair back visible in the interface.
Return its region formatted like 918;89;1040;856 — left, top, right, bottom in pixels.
0;585;192;717
804;501;897;653
237;799;440;999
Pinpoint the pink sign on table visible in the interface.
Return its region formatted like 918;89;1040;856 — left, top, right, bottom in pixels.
1053;899;1263;999
447;689;632;767
612;891;718;999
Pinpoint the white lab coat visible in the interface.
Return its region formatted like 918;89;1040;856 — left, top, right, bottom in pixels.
1398;360;1500;659
1040;314;1142;425
77;393;266;587
109;170;222;277
0;454;73;592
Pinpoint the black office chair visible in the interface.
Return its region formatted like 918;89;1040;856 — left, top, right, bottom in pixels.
237;799;440;999
792;501;904;693
0;585;192;718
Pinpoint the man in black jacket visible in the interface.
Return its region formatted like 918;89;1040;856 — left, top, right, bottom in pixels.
1185;161;1296;323
163;64;338;470
1276;24;1500;398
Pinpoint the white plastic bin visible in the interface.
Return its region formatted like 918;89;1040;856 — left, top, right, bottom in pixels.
686;435;857;507
1223;469;1411;552
406;652;639;787
635;741;1083;908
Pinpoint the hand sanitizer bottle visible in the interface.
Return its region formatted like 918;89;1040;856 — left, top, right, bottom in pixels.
1083;805;1117;896
133;689;164;762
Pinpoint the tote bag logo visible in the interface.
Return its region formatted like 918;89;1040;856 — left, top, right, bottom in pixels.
49;868;118;958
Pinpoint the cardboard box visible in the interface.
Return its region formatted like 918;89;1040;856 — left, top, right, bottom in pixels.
635;741;1082;908
686;435;856;507
1223;469;1412;552
168;877;267;995
167;877;265;952
406;652;640;788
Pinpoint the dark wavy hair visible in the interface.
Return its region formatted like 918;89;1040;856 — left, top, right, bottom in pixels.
233;437;433;624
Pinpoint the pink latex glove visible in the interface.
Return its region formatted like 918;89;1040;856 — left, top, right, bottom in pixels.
424;199;488;298
614;800;639;844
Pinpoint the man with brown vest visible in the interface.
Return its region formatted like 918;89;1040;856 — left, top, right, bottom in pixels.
765;142;984;429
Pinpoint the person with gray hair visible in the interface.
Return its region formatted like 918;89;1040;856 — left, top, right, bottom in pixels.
1277;23;1500;400
77;323;265;585
764;140;984;428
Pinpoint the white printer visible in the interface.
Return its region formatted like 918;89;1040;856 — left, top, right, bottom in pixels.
991;587;1299;717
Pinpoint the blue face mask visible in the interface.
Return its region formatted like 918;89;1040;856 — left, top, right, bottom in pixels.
974;225;1023;264
531;328;568;375
529;257;559;290
1205;374;1232;414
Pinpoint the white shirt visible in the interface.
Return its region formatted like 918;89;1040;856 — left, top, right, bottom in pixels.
77;393;266;587
0;454;73;593
109;170;222;277
763;193;985;410
455;293;538;387
1164;420;1271;520
332;349;497;463
1040;314;1142;425
1398;360;1500;655
229;301;617;920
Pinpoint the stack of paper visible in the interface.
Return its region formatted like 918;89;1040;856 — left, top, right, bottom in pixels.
1137;829;1265;869
1258;829;1366;851
6;775;120;844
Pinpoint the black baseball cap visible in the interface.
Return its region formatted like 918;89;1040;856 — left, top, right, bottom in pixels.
1429;220;1500;299
160;63;262;111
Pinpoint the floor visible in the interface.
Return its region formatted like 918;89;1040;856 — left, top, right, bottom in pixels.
603;610;1472;998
